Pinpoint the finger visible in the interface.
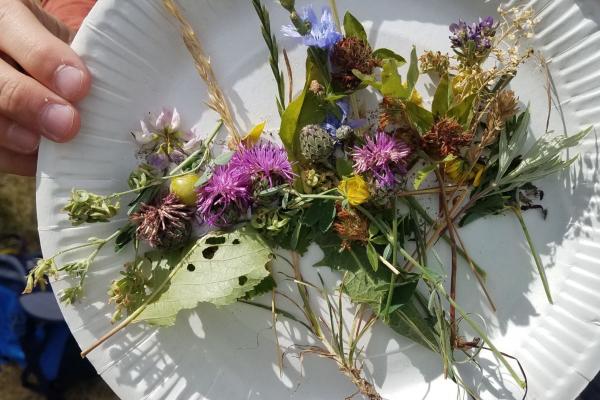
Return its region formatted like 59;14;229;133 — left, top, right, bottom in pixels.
0;146;37;176
0;114;39;154
0;0;91;102
0;58;80;142
22;0;72;43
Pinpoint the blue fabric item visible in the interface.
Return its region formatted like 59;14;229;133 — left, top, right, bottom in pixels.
38;323;70;381
0;285;26;364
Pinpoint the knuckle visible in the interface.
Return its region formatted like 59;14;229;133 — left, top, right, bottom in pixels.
0;77;26;113
0;1;13;27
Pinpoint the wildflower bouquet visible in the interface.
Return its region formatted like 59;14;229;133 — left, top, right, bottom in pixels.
28;1;591;398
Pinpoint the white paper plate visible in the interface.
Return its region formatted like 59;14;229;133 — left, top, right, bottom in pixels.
36;0;600;399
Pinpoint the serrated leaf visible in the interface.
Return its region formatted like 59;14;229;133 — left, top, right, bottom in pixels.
343;269;438;351
134;228;272;326
343;11;367;41
406;46;419;93
372;48;406;64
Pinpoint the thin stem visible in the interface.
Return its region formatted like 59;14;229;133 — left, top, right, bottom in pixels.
435;168;458;348
169;120;223;175
238;299;314;332
512;207;553;304
400;252;526;389
378;254;399;275
328;0;342;31
383;200;399;320
291;252;323;338
299;194;344;201
55;231;120;261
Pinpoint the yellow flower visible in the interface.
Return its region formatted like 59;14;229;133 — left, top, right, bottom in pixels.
409;88;423;106
338;175;370;206
444;158;485;187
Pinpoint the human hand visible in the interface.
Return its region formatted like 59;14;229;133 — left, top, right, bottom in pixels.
0;0;91;176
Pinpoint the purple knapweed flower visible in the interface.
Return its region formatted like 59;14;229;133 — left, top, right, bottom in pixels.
352;131;412;188
230;142;294;187
282;6;342;50
196;165;253;227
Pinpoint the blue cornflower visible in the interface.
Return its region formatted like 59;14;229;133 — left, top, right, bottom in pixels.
322;99;366;139
282;6;342;50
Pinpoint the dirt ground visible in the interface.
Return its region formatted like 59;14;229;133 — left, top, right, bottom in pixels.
0;174;118;399
0;363;118;400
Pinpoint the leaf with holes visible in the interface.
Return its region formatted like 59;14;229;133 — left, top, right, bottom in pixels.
134;227;273;326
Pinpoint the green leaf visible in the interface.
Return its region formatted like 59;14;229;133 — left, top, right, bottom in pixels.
405;102;433;134
243;275;276;300
406;46;419;93
366;242;379;271
372;48;406;64
213;151;234;165
304;200;336;233
336;157;354;177
279;52;327;161
459;194;508;227
388;301;438;352
315;233;368;273
352;69;381;91
447;93;476;128
413;164;436;190
499;125;592;192
135;228;272;326
127;186;159;215
497;109;530;181
115;223;136;252
381;59;409;98
431;75;452;118
343;269;438;351
343;11;367;41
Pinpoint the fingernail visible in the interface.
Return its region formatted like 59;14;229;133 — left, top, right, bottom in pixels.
6;124;40;153
54;65;84;100
40;103;75;141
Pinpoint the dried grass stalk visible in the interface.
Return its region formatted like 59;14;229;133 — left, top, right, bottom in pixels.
162;0;240;143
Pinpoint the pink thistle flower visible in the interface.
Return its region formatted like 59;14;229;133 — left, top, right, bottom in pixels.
130;193;193;248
